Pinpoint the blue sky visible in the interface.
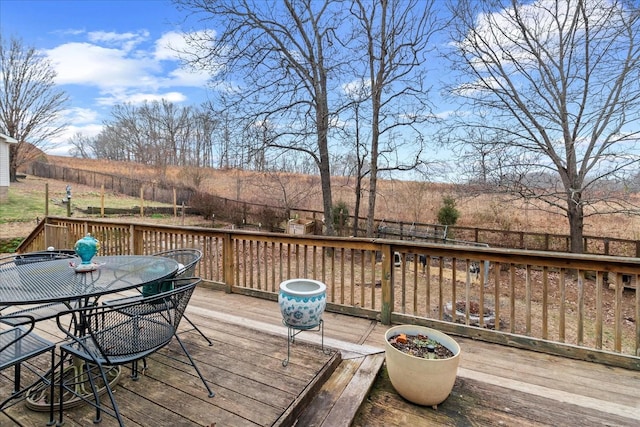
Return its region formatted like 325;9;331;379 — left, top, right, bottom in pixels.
0;0;211;155
1;0;456;162
3;0;636;182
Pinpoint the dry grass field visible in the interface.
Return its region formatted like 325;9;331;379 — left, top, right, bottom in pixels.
44;155;640;241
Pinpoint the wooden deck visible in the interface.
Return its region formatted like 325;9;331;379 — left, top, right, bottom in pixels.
2;284;640;426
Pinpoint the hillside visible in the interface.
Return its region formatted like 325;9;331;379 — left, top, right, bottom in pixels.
18;155;640;241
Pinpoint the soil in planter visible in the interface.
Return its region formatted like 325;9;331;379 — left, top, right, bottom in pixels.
388;333;455;359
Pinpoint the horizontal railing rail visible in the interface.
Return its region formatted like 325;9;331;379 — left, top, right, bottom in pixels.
18;216;640;370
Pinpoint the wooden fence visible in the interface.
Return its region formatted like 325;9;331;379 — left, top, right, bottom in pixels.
19;216;640;371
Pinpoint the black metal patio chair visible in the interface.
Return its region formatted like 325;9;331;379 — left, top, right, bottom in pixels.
103;248;213;345
0;313;56;425
55;277;214;426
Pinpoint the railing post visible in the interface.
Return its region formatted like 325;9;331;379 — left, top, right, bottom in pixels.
223;232;235;293
380;243;393;325
131;224;142;255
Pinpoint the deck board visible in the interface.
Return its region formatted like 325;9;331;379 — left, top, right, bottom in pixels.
354;372;639;427
1;295;338;426
2;285;640;426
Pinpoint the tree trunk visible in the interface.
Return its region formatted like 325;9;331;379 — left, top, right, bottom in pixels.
9;144;18;182
366;69;382;237
366;169;377;237
317;96;334;236
352;177;362;237
319;159;334;236
567;198;584;254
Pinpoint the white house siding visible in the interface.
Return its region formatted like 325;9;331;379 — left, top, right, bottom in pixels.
0;133;19;202
0;141;10;186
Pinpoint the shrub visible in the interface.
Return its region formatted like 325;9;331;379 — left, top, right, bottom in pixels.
254;206;288;231
332;201;349;234
0;237;24;253
437;196;460;226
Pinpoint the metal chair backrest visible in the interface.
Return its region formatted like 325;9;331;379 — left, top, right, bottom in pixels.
0;314;39;368
0;313;55;424
0;250;76;265
153;249;202;278
57;278;200;365
12;250;77;266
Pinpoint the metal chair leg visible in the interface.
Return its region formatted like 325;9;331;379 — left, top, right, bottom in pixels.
46;349;55;426
183;314;213;346
172;334;215;398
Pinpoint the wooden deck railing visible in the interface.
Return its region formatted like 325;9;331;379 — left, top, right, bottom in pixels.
19;216;640;370
373;219;640;256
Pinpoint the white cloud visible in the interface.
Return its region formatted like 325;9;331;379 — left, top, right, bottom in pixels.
433;110;458;120
165;67;210;87
122;91;187;104
61;107;100;124
155;29;216;59
46;42;160;89
54;28;86;37
46;31;211;94
88;30;148;44
154;31;214;86
154;31;187;60
87;30;150;52
44;123;105;156
38;28;214;148
96;90;187;106
342;78;370;100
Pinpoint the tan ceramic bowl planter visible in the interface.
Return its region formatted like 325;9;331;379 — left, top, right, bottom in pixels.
384;325;461;408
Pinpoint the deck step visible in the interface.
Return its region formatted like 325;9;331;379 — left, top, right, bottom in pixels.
294;353;385;427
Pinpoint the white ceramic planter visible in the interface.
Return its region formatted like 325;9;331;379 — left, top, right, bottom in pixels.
278;278;327;330
385;325;461;407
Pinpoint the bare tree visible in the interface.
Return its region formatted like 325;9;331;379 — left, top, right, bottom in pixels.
453;127;509;186
347;0;443;236
212;111;233;169
93;122;130;161
240;118;274;171
339;79;371;236
250;170;318;218
175;0;348;235
95;101;217;170
104;103;152;163
190;108;218;167
0;35;68;181
445;0;640;253
68;132;95;159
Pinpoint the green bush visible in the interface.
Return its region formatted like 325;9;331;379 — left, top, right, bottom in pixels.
0;237;24;253
437;196;460;226
332;201;349;232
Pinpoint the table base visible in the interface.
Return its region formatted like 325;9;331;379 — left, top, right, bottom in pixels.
25;361;121;411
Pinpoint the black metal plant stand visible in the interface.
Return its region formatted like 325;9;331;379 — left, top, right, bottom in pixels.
282;319;332;367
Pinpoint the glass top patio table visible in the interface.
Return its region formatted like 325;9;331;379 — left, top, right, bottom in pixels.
0;255;179;305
